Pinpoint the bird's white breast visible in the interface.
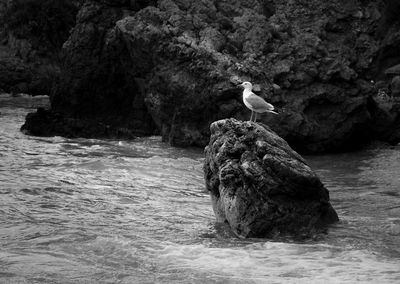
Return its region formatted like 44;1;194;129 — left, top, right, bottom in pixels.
242;89;255;110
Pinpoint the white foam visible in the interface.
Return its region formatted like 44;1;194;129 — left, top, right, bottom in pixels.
154;242;400;283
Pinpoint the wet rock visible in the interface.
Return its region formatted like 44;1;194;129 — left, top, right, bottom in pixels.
204;118;339;238
21;107;137;139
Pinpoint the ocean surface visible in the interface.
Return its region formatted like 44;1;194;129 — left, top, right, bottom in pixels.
0;94;399;283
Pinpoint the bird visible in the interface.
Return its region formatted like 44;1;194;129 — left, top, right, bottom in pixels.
240;81;278;122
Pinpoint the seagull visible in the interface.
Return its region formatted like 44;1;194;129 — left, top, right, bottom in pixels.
240;81;278;122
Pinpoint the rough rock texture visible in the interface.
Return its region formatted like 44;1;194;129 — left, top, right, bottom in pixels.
113;0;400;152
20;0;400;152
22;0;158;138
204;118;339;238
0;0;80;95
17;0;161;139
0;48;32;94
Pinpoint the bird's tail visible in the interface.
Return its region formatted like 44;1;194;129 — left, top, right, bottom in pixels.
268;110;279;115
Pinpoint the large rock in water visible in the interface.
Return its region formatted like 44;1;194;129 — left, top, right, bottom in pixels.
204;118;339;238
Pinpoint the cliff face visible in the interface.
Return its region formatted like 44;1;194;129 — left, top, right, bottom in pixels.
0;0;80;95
19;0;400;152
22;0;158;138
51;0;156;136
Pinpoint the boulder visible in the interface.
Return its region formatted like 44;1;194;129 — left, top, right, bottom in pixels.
204;118;339;238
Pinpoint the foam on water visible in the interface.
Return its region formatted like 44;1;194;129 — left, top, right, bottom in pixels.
153;242;400;283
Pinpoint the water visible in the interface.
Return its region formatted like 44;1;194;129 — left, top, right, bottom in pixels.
0;94;399;283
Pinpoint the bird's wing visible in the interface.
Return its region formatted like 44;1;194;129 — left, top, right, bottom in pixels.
246;93;275;111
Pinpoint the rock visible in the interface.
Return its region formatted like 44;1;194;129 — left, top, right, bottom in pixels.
375;0;400;39
0;0;80;96
21;107;137;139
204;118;339;238
17;0;400;153
114;0;392;152
391;76;400;96
22;0;158;137
385;64;400;76
0;55;32;93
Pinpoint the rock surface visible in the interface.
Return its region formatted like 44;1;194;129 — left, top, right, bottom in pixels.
0;0;80;95
0;50;32;94
21;0;158;138
114;0;400;152
204;118;339;238
16;0;400;152
21;107;137;139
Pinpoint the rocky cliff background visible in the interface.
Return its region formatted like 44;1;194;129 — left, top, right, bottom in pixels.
0;0;80;95
2;0;400;153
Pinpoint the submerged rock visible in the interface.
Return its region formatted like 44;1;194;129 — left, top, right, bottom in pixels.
204;118;338;238
21;108;137;139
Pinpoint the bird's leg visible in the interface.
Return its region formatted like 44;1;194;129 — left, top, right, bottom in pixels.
250;111;253;122
254;113;257;122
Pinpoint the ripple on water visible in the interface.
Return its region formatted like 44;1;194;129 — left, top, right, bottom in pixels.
1;99;400;283
153;242;400;283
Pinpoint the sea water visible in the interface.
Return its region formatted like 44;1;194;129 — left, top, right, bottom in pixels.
0;94;399;283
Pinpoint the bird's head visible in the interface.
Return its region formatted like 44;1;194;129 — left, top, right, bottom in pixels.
240;81;253;90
